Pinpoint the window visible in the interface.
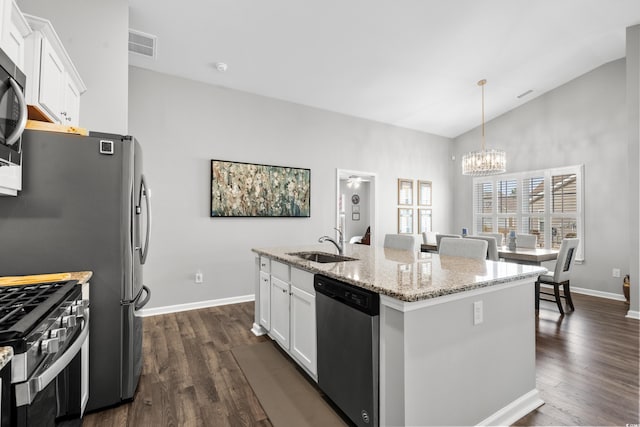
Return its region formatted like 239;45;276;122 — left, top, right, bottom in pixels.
473;182;493;232
472;165;584;261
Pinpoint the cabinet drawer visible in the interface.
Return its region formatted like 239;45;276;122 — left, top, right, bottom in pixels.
271;260;290;282
291;267;314;295
259;256;270;273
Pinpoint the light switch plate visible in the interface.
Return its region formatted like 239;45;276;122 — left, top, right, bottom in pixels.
473;300;483;325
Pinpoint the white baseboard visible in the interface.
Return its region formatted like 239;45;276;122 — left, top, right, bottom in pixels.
540;284;626;302
626;310;640;320
477;389;544;426
540;285;638;319
570;286;626;302
138;294;255;317
251;322;267;336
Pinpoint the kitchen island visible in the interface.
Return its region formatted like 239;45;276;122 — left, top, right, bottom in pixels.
252;243;546;426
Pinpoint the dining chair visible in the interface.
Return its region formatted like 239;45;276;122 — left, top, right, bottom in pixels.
383;234;416;251
516;233;538;248
535;238;579;315
478;232;503;246
435;233;462;250
422;231;437;245
465;236;499;261
438;237;488;260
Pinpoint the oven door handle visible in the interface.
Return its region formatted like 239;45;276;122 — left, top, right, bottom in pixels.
5;76;28;148
14;318;90;407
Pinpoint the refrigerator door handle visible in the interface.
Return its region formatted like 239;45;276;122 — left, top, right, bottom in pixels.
136;174;152;264
134;285;151;311
121;285;150;310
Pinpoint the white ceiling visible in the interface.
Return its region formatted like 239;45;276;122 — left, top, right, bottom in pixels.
128;0;640;138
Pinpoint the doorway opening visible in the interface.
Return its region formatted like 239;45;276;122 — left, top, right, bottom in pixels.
336;169;377;247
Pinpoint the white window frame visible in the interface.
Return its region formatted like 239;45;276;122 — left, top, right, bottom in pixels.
472;165;584;262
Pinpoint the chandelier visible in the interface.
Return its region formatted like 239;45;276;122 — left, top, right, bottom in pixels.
462;79;506;176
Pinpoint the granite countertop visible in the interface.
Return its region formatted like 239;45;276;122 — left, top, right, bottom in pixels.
67;271;93;284
0;346;13;370
252;244;546;302
0;271;93;286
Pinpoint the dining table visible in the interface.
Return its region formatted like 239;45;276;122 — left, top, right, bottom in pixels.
420;243;559;266
497;246;558;265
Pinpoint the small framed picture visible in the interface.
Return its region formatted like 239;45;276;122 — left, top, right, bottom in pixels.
418;180;432;206
418;208;432;234
352;212;360;221
352;205;360;213
398;208;413;234
398;179;413;205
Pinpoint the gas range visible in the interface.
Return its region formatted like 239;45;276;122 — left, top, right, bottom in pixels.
0;280;88;390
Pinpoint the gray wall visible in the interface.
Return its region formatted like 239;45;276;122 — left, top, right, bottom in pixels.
12;2;636;309
17;0;129;134
128;66;452;309
451;59;629;296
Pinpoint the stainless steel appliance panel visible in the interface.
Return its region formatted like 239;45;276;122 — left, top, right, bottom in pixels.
314;275;379;427
0;129;149;411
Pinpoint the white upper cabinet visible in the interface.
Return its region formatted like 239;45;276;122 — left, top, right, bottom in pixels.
0;0;31;71
23;14;86;126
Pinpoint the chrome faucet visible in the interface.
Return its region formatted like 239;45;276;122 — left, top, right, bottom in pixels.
319;228;344;255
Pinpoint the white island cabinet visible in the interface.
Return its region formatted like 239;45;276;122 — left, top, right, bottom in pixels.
253;256;317;379
252;244;547;427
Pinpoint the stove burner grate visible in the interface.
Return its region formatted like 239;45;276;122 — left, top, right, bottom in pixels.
0;281;79;341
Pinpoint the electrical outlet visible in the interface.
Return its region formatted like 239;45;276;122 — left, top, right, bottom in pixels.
473;300;483;325
612;268;621;278
195;271;203;284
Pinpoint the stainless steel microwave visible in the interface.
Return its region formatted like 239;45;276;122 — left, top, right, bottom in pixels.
0;47;28;196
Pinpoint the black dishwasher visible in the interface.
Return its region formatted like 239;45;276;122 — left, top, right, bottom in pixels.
314;274;379;427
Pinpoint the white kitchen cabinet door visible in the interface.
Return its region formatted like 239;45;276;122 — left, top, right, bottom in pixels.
0;1;30;71
23;14;87;125
38;36;65;122
290;284;316;376
269;276;290;350
259;271;271;330
62;73;81;126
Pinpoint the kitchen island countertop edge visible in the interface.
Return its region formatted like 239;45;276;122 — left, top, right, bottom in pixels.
252;244;546;302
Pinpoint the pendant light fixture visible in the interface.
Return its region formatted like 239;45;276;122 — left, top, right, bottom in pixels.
462;79;506;176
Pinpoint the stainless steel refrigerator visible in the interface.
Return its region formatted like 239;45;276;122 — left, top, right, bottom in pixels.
0;129;151;412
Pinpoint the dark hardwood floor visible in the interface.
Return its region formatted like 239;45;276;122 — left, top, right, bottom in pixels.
83;293;639;427
514;294;639;426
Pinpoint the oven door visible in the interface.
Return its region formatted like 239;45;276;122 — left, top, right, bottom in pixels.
12;318;89;427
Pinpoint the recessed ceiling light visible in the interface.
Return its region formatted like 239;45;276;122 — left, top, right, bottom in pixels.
214;62;228;72
517;89;533;99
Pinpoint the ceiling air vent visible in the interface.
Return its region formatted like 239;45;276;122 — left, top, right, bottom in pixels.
128;29;157;59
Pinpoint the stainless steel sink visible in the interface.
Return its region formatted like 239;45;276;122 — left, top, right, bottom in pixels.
287;251;358;263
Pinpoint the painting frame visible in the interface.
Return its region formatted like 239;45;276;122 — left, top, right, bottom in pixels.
398;208;414;234
398;178;413;205
418;180;432;206
418;208;432;234
210;159;311;217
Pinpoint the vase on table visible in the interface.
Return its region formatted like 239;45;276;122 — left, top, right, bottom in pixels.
508;232;517;251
